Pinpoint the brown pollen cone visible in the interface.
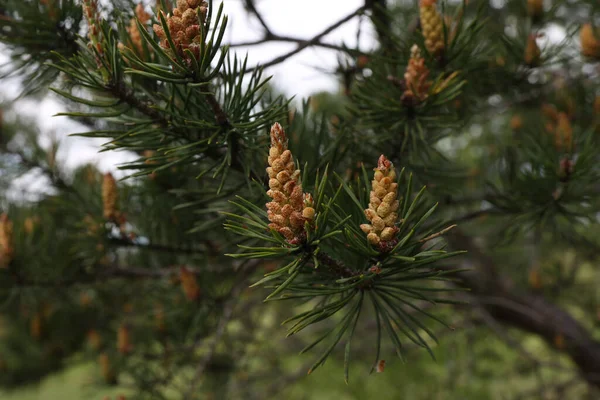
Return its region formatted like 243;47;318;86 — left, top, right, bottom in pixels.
0;213;14;269
180;266;200;301
153;0;208;63
581;23;600;59
102;173;119;221
87;329;103;350
524;34;541;67
30;312;43;340
24;216;37;234
527;0;543;19
555;112;573;153
117;323;133;354
360;155;400;251
402;44;431;105
419;0;444;56
122;4;152;56
82;0;105;61
99;352;117;384
154;304;166;333
510;115;523;131
265;123;315;244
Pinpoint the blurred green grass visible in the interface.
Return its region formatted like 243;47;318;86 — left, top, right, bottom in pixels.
0;362;130;400
0;325;586;400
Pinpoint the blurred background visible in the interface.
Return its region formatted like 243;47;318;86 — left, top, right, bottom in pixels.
1;0;600;399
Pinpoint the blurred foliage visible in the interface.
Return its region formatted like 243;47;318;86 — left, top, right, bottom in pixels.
0;0;600;399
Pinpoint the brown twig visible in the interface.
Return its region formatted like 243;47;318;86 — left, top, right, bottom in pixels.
419;224;457;243
244;5;366;73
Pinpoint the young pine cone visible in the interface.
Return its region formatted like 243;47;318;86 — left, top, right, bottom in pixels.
99;353;117;384
419;0;444;56
402;44;431;104
153;0;208;63
117;324;133;355
555;112;573;153
87;329;103;351
0;213;14;269
180;266;200;301
265;123;315;244
121;4;152;56
360;155;400;251
102;173;119;221
30;312;43;340
83;0;104;60
524;34;541;67
581;23;600;59
527;0;543;19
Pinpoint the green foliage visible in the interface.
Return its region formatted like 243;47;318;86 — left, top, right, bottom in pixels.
1;0;600;398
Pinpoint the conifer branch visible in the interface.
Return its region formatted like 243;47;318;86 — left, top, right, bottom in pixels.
242;0;274;38
315;251;356;278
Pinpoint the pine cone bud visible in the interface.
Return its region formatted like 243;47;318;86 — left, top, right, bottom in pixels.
524;34;541;67
153;0;208;64
99;353;117;384
541;103;559;122
180;266;200;301
0;213;14;269
581;23;600;59
363;155;400;251
419;0;444;56
265;123;315;244
87;329;103;350
122;4;152;56
155;304;166;333
528;268;542;289
102;173;119;221
555;112;573;153
30;312;43;340
510;115;523;131
402;44;431;104
117;324;133;355
527;0;543;19
553;333;565;349
82;0;106;70
24;217;36;234
558;156;573;182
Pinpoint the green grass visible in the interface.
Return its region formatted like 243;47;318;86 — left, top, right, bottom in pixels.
0;362;130;400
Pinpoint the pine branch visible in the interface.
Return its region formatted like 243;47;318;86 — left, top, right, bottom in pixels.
242;0;274;38
107;81;260;181
315;251;356;278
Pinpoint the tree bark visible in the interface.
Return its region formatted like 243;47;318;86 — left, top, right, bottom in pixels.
447;230;600;388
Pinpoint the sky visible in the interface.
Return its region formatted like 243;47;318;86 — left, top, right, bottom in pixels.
0;0;376;197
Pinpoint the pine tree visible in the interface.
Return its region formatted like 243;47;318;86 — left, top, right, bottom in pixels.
1;0;600;399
